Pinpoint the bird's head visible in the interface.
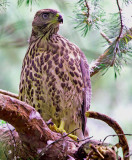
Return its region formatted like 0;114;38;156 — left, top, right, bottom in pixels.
32;9;63;39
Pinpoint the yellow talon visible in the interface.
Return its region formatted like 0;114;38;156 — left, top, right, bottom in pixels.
48;123;59;132
48;120;79;141
48;122;66;134
68;134;78;141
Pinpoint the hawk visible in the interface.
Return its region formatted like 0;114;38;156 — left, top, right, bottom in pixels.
19;9;91;140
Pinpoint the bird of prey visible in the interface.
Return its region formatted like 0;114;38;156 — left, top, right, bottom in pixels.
19;9;91;140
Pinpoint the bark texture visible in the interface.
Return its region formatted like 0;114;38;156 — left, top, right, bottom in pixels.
0;92;130;159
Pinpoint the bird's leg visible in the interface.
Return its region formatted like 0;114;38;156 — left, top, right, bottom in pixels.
47;120;78;141
58;120;65;133
59;120;79;141
47;120;65;134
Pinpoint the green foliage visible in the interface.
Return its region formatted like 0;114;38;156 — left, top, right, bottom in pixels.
113;35;132;78
0;0;9;12
98;36;132;78
103;13;120;40
123;0;132;5
17;0;38;7
0;0;36;9
73;0;132;77
73;0;105;36
18;0;31;6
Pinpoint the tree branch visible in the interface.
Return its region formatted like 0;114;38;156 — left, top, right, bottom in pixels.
116;0;123;41
100;32;112;44
84;0;90;18
110;0;124;66
0;93;77;159
0;89;18;99
90;28;132;77
0;91;128;159
86;111;130;160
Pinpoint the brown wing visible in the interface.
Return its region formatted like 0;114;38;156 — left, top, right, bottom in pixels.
80;51;91;136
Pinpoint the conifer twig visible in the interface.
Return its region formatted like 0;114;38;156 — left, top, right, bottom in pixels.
90;28;132;77
111;0;124;66
84;0;90;18
100;32;112;44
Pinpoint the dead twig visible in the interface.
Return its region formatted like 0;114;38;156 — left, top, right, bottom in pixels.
103;134;132;144
38;128;79;158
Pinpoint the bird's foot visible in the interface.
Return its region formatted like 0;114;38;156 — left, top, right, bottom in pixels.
47;120;79;141
67;133;79;141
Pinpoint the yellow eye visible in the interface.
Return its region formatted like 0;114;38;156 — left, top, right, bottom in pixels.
42;13;49;19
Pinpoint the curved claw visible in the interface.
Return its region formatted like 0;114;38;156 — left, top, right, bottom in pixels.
68;134;79;141
48;123;79;141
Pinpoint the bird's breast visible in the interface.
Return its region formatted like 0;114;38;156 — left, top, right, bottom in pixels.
19;35;84;123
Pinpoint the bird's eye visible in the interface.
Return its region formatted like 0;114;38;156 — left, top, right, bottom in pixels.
42;13;49;19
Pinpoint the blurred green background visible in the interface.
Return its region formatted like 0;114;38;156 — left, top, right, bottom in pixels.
0;0;132;155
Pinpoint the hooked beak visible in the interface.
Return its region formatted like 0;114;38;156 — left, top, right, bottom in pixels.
58;14;63;24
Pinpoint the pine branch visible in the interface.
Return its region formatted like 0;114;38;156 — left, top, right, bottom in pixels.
116;0;124;41
84;0;90;18
73;0;105;37
90;28;132;77
73;0;132;77
17;0;39;9
123;0;132;5
0;0;9;11
100;32;112;44
110;0;124;66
